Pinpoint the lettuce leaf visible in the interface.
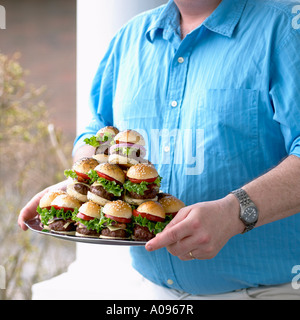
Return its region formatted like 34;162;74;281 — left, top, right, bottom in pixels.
64;169;78;180
88;170;123;197
84;132;114;147
98;209;133;235
132;214;173;235
123;176;162;195
72;212;102;233
84;136;101;148
37;206;78;226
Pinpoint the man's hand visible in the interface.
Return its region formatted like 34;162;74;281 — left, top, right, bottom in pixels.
145;195;243;260
18;180;69;231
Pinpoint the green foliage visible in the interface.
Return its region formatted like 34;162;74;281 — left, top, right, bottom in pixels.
0;52;75;300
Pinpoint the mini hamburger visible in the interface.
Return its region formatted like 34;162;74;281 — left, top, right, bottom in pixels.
84;126;119;163
124;163;162;206
73;201;102;238
132;201;167;241
100;200;133;240
37;193;81;235
87;163;126;206
38;190;66;211
64;157;99;184
109;129;146;169
159;195;185;218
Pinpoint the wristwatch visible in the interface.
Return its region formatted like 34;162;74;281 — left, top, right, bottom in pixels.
231;188;259;234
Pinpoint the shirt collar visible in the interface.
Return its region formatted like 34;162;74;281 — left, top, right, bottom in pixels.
146;0;247;42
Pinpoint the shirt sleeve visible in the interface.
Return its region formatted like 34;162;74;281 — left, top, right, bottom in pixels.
72;35;118;156
269;24;300;158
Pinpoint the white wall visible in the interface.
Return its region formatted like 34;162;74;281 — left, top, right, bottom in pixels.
76;0;167;135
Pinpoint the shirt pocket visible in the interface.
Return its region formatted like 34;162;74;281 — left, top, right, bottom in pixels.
199;89;259;161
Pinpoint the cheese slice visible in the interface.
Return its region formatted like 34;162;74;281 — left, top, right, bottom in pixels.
107;225;125;232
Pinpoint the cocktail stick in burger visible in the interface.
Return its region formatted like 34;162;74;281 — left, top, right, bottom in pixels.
84;126;119;163
37;193;81;235
73;201;102;238
124;163;162;206
109;129;147;169
87;163;126;206
132;201;167;241
100;200;133;240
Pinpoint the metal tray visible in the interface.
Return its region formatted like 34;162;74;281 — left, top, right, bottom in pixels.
25;218;146;246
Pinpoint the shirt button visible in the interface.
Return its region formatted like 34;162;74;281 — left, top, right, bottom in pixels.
171;100;178;108
167;279;174;285
178;57;184;64
164;146;170;153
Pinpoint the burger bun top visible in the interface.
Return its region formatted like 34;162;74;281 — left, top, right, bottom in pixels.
73;157;99;174
114;129;145;146
136;201;165;219
78;201;101;219
96;126;119;137
159;196;185;214
126;163;158;180
39;190;66;208
103;200;132;219
94;163;126;184
51;194;82;209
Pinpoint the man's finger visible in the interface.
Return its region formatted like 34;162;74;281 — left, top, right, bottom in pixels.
163;206;190;231
145;220;190;252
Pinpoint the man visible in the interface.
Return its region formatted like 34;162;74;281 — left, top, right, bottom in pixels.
19;0;300;299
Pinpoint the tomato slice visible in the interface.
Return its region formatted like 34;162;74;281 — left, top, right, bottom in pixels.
77;212;95;221
97;171;117;182
105;214;131;224
133;209;165;222
129;177;157;184
75;170;90;182
52;205;75;213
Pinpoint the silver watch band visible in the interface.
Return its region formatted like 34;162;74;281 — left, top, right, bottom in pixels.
232;188;252;208
231;188;258;233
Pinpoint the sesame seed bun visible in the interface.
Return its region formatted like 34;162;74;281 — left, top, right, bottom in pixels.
136;201;165;219
126;163;158;180
94;163;126;184
73;157;99;175
96;126;119;137
114;129;145;146
78;201;101;219
159;196;185;214
102;200;132;219
39;190;66;208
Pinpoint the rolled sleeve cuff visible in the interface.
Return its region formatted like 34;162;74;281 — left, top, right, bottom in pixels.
288;137;300;158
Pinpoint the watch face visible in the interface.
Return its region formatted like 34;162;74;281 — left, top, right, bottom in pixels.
243;206;258;224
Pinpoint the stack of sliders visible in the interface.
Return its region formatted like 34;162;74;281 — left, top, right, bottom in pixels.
36;126;186;241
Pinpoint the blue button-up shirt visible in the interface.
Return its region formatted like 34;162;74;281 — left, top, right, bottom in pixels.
74;0;300;294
